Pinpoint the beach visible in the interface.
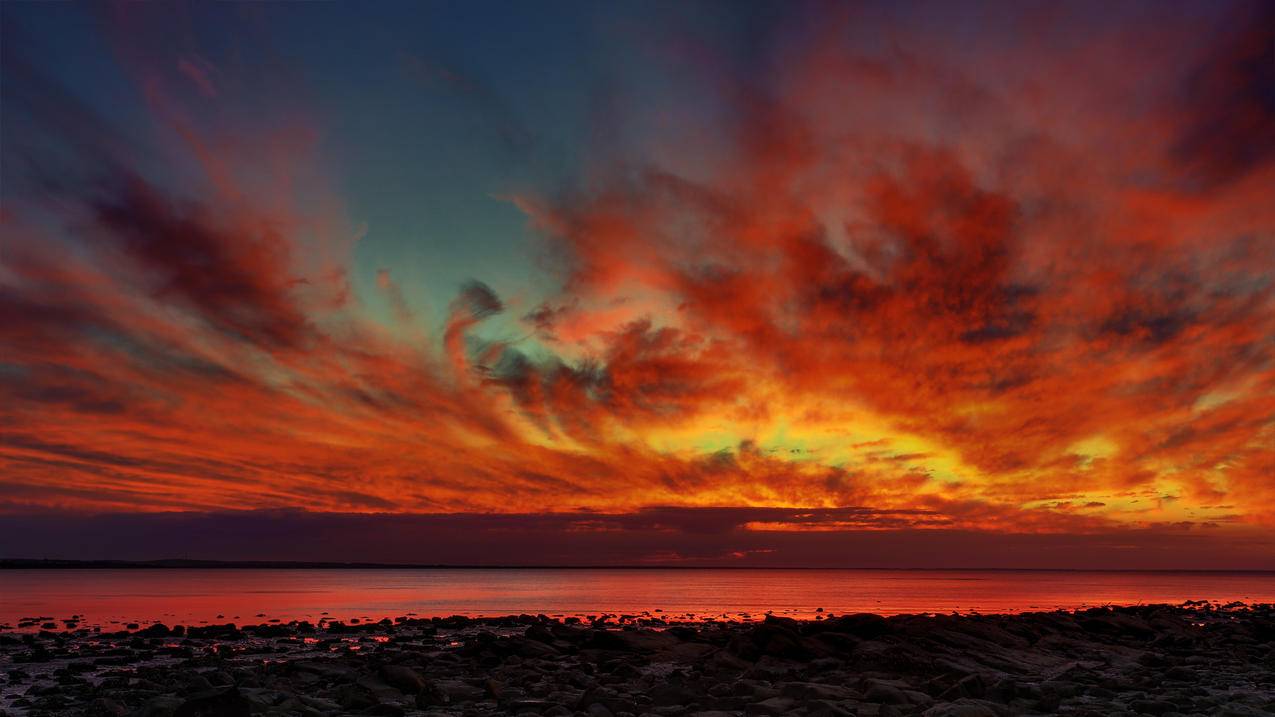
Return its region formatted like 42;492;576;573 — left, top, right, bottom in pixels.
3;602;1273;716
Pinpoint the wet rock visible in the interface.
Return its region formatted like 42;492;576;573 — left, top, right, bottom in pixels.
414;681;450;708
858;705;904;717
817;613;893;638
378;664;426;693
1130;698;1178;715
140;623;171;638
864;682;910;705
585;703;615;717
746;696;797;715
921;699;1000;717
938;673;988;700
780;681;857;701
131;694;184;717
648;682;699;708
88;697;128;716
173;686;251;717
0;604;1270;717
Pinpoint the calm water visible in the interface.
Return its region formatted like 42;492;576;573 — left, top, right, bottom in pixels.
3;569;1275;629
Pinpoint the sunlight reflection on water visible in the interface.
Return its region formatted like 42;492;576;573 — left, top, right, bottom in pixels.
3;568;1274;629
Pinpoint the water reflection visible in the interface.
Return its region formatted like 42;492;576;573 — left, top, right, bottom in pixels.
3;568;1273;629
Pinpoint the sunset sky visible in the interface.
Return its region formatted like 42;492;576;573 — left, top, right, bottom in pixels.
2;1;1273;567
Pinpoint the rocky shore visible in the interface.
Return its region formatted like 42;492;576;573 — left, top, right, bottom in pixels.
2;603;1273;717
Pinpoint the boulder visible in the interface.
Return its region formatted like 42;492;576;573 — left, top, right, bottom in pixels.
173;687;251;717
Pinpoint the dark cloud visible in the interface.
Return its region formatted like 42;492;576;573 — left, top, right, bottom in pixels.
522;300;577;340
92;175;312;351
454;280;504;320
1;509;1272;569
489;320;742;439
1170;1;1275;188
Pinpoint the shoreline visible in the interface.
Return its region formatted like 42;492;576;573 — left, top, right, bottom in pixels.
2;603;1272;716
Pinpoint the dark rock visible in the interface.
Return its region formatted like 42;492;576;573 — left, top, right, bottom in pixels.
864;682;910;705
414;680;450;708
1130;699;1177;715
938;673;988;700
89;697;128;716
378;664;426;693
586;703;615;717
173;686;251;717
0;605;1268;717
746;696;797;715
921;700;999;717
817;613;892;638
648;682;700;707
743;621;810;660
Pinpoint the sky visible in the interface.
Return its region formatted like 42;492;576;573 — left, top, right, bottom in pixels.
2;1;1273;568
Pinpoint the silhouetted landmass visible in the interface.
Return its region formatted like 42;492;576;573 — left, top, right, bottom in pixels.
2;603;1273;716
4;558;1274;572
1;558;481;570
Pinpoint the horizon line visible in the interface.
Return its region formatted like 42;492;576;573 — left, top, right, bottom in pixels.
3;558;1274;573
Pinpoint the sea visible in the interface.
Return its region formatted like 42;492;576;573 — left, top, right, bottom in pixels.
3;568;1274;629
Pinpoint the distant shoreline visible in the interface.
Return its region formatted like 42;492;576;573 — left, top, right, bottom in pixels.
2;558;1274;572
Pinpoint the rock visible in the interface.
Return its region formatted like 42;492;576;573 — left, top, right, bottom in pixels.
378;664;426;693
806;701;855;717
1130;699;1177;715
864;682;910;705
140;623;171;638
939;673;988;700
173;687;251;717
297;695;343;712
922;700;999;717
819;613;893;638
508;635;561;658
586;703;615;717
0;606;1267;717
746;696;797;715
648;683;699;707
857;705;903;717
292;659;358;682
332;683;378;711
779;682;857;701
355;675;403;704
525;623;556;642
986;677;1017;703
89;697;128;716
748;621;810;660
414;681;450;708
434;679;485;703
